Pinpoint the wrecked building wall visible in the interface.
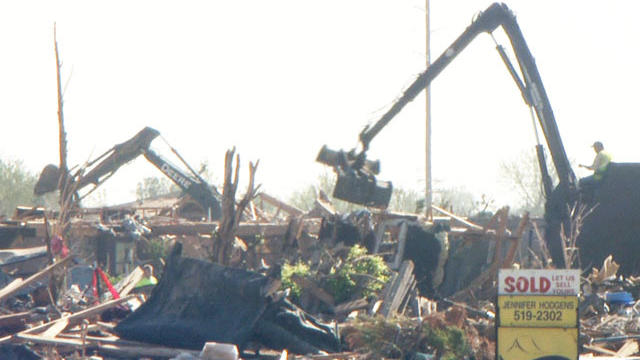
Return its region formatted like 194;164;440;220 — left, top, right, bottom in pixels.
578;163;640;275
439;236;491;298
402;224;443;298
546;163;640;274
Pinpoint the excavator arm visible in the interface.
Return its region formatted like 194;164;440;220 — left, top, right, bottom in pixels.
34;126;222;220
34;127;160;197
143;148;222;220
317;2;576;206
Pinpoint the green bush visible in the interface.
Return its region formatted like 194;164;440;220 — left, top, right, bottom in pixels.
325;245;389;303
281;261;311;300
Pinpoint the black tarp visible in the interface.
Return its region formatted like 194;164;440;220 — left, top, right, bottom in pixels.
115;243;340;354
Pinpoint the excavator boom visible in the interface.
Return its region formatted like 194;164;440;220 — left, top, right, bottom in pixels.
318;2;576;206
34;126;222;220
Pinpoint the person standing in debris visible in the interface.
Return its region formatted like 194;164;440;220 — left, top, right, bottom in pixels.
136;264;158;288
579;141;612;191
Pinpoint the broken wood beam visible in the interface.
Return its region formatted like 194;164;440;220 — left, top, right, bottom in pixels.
490;207;509;277
0;255;72;303
20;294;138;336
503;212;530;268
291;274;335;307
98;343;201;359
105;266;145;300
582;344;618;356
333;298;368;316
431;205;482;230
15;333;201;359
0;311;30;329
615;339;639;358
258;192;304;217
391;222;409;270
308;196;336;218
293;352;357;359
151;222;289;237
379;260;415;318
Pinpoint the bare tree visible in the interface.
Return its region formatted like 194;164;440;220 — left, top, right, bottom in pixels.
499;149;559;216
212;148;260;265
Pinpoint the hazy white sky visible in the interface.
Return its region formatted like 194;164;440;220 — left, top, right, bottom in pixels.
1;1;639;209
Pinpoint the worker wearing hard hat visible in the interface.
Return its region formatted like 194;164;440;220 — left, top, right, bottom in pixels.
579;141;612;193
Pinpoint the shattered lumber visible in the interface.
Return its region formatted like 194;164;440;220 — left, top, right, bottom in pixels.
150;222;290;237
432;205;483;230
17;294;138;337
378;260;415;318
16;333;201;359
258;192;304;217
0;255;72;303
104;266;145;300
291;274;335;307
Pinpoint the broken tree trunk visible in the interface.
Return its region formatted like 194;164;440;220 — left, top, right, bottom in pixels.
212;148;260;266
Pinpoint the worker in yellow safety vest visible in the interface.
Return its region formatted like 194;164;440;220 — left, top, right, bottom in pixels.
580;141;612;179
579;141;612;192
135;264;158;288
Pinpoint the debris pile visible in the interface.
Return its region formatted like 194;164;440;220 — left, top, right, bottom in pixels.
1;187;639;359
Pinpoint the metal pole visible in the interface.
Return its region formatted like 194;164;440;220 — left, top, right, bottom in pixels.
425;0;432;219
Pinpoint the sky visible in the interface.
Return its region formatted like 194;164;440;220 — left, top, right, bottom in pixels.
1;0;639;210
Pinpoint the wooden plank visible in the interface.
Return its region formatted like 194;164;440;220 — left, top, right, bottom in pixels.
0;311;30;328
16;333;89;347
21;294;138;335
334;298;368;315
431;205;482;230
0;255;72;303
257;193;304;216
308;196;336;218
98;343;200;358
293;352;357;360
372;221;386;254
105;266;144;300
292;274;335;307
503;212;529;268
17;332;200;358
491;207;509;277
616;339;639;357
398;279;417;316
151;222;289;237
582;344;618;356
379;260;415;318
39;318;69;338
392;222;408;270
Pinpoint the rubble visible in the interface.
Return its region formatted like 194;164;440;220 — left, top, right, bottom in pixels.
2;185;640;359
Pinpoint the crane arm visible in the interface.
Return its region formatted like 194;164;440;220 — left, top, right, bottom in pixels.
143;149;222;220
357;2;576;189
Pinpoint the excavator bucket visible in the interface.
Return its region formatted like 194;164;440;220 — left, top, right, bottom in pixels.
34;164;61;196
333;168;392;208
33;127;161;196
316;146;392;208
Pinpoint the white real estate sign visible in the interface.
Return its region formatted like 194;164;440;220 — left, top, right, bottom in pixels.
498;269;580;296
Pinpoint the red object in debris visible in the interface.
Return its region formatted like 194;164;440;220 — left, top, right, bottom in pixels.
98;267;120;300
51;235;69;257
91;267;121;303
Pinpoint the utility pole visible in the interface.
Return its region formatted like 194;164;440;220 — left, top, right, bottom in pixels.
425;0;432;219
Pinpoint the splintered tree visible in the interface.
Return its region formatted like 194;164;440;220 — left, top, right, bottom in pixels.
212;148;260;266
